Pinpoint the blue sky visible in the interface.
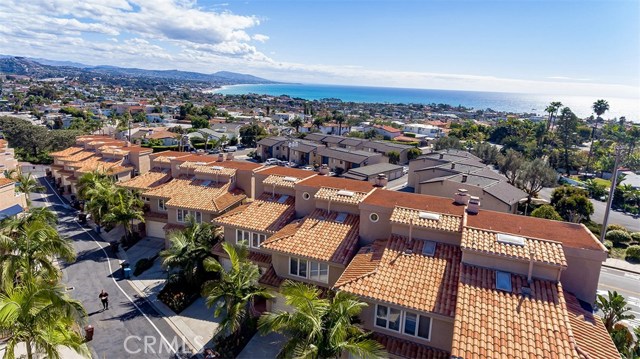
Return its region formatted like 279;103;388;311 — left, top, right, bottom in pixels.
0;0;638;98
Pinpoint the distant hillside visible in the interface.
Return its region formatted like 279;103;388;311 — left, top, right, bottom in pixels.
0;55;277;85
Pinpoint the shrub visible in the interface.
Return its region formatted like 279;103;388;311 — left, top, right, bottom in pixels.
631;232;640;243
607;224;629;233
212;316;258;358
605;230;632;245
626;245;640;262
583;220;602;236
604;240;613;250
134;257;155;276
530;205;562;221
158;278;199;313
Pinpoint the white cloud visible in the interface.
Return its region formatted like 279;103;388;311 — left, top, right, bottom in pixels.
252;34;269;42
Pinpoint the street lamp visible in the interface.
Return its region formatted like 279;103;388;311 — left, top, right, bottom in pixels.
600;145;625;243
287;139;298;165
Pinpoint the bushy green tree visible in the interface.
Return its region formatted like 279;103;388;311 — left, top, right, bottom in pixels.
518;159;557;204
239;123;268;147
605;230;632;245
407;147;422;161
433;136;462;150
530;205;563;221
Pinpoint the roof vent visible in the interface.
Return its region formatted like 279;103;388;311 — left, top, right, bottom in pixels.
195;161;207;166
335;212;348;223
461;174;468;183
283;176;298;182
418;211;440;221
497;233;526;246
451;163;456;169
211;166;224;171
336;190;355;197
496;271;512;292
439;153;444;159
201;180;211;187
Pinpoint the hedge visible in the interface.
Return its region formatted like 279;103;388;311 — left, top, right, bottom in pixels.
151;145;179;152
626;245;640;262
605;230;632;245
631;232;640;243
607;224;629;233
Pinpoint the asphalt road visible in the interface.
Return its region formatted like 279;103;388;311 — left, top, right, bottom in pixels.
598;267;640;328
31;177;186;359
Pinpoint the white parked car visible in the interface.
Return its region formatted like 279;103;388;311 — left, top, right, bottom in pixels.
224;146;237;152
265;158;279;165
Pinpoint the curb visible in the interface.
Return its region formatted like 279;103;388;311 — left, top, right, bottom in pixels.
602;263;640;275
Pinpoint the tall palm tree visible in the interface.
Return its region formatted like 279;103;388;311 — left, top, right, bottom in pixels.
586;99;611;174
160;217;221;287
103;189;144;244
545;101;563;131
258;281;386;359
201;242;273;337
76;170;112;201
0;279;90;359
0;219;76;285
290;118;304;133
15;173;45;208
335;114;345;136
83;180;115;231
596;290;635;332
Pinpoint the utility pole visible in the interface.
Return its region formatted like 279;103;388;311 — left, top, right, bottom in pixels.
600;145;624;243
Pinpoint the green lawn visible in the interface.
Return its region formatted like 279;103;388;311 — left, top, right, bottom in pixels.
569;175;611;188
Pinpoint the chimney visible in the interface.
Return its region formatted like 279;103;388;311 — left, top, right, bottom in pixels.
461;174;467;183
226;152;234;161
454;188;469;205
439;153;444;159
218;153;224;162
374;173;388;188
466;196;480;214
319;164;330;175
451;163;456;170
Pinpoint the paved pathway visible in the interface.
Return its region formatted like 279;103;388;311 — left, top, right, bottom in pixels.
33;177;184;358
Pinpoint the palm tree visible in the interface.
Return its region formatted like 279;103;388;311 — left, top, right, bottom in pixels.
258;281;386;359
0;279;90;359
201;242;273;337
586;99;611;174
0;219;76;285
83;180;114;231
596;290;636;332
290;117;304;133
335;114;345;136
15;173;45;208
159;217;221;287
76;170;112;201
545;101;563;131
103;189;144;244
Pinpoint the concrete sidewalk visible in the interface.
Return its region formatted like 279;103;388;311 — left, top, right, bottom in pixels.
94;225;221;353
603;257;640;274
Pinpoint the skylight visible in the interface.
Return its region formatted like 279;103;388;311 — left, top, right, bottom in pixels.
336;190;355;197
283;176;298;182
418;211;440;221
422;240;437;256
201;180;211;187
497;233;526;246
277;195;290;204
496;271;512;292
335;212;348;223
211;166;224;171
195;161;207;166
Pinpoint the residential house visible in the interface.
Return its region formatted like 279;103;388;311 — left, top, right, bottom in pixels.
0;178;26;219
403;123;443;139
369;124;402;139
316;147;384;173
343;162;404;182
0;139;18;172
256;136;287;160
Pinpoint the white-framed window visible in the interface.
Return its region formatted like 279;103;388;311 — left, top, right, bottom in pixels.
177;209;185;222
158;199;167;211
375;305;431;340
309;261;329;283
375;305;401;332
252;232;267;248
289;257;307;278
193;211;202;223
236;229;251;245
403;312;431;340
177;210;201;223
496;271;512;292
369;213;379;222
302;192;310;200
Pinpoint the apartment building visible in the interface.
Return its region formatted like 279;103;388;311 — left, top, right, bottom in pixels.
0;139;19;173
206;170;616;358
409;150;527;213
49;135;153;195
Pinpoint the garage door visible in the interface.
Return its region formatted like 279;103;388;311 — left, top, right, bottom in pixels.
146;220;166;239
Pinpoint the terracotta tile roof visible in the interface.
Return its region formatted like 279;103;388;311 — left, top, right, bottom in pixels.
258;265;284;288
0;178;14;187
213;193;295;233
73;156;132;175
372;332;449;359
362;188;466;216
212;242;272;266
60;150;95;163
564;291;620;359
49;146;84;157
143;176;246;213
147;130;178;140
390;206;463;232
335;235;461;317
451;264;579;359
212;160;263;171
297;175;375;193
145;211;168;222
466;210;606;251
314;186;371;205
262;209;359;265
193;164;237;176
256;166;316;178
149;151;189;160
461;228;568;267
98;145;130;156
119;171;172;191
163;223;186;232
262;174;301;188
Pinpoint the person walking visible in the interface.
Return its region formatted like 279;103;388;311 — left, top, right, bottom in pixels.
99;289;109;310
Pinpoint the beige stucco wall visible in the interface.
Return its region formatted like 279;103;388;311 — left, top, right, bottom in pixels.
418;181;514;213
561;247;607;304
358;299;454;352
0;183;26;211
358;205;394;246
270;252;344;288
294;185;321;218
461;251;561;282
315;200;360;215
391;224;462;246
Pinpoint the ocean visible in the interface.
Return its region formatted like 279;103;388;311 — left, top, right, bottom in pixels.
214;83;639;120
